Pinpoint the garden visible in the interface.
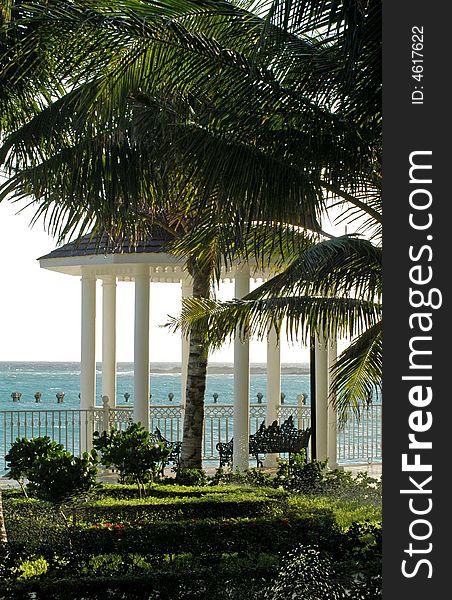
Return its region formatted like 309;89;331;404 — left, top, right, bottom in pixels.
0;426;381;599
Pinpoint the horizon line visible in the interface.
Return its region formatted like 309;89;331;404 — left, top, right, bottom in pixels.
0;359;310;365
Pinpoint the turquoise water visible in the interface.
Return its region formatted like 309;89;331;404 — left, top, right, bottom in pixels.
0;362;382;471
0;362;310;408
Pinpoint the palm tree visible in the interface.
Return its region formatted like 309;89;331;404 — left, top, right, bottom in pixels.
173;232;382;423
166;0;382;420
0;0;62;136
0;0;381;460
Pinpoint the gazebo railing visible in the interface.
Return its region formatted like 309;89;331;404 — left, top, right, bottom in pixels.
0;409;93;468
336;402;382;464
0;402;382;474
278;405;311;430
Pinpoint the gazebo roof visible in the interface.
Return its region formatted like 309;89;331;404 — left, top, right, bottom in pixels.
38;227;188;281
38;228;273;282
38;226;173;261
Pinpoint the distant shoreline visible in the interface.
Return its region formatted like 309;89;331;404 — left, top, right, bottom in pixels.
0;361;310;376
211;363;309;375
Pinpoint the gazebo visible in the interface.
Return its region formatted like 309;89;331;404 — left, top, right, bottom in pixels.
38;229;337;469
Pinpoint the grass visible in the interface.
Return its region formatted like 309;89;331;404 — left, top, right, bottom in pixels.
287;494;381;530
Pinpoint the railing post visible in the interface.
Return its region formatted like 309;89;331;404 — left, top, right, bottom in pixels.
102;395;111;433
80;408;94;455
297;394;306;430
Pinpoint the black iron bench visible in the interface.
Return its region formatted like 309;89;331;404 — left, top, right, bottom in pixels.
150;427;182;474
216;416;311;468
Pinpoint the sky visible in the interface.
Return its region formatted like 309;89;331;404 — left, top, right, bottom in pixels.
0;199;311;364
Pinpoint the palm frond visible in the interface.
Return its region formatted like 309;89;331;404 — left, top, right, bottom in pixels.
246;235;381;303
330;320;382;422
0;122;168;241
169;294;380;349
169;219;321;276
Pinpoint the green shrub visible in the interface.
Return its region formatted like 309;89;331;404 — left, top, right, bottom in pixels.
274;453;382;508
72;497;282;525
12;556;49;581
17;511;340;559
5;437;99;504
287;495;381;530
174;468;208;487
265;533;381;600
5;437;65;496
0;566;276;599
321;470;382;505
29;453;99;505
93;424;170;496
0;481;381;598
209;467;273;487
0;544;31;582
264;524;382;599
274;452;328;493
264;545;346;600
339;521;382;598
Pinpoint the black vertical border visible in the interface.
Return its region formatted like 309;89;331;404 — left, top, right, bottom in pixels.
383;2;451;597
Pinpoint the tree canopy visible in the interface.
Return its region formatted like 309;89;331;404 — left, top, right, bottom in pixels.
0;0;382;420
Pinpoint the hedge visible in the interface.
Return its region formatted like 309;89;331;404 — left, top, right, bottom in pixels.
4;510;339;559
0;565;277;600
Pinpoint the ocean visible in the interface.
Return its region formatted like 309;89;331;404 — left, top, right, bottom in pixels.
0;361;311;408
0;362;382;470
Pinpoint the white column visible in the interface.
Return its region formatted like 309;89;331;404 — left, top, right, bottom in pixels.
233;267;250;470
181;276;192;408
134;266;150;430
327;338;339;469
265;327;281;468
314;334;329;462
80;269;96;452
102;275;117;407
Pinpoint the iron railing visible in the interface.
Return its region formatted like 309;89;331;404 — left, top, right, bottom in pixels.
0;402;381;474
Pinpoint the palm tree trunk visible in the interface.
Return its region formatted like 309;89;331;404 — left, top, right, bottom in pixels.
180;257;211;469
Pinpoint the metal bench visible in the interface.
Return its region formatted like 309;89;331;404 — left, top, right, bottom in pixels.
150;427;182;474
216;416;311;468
